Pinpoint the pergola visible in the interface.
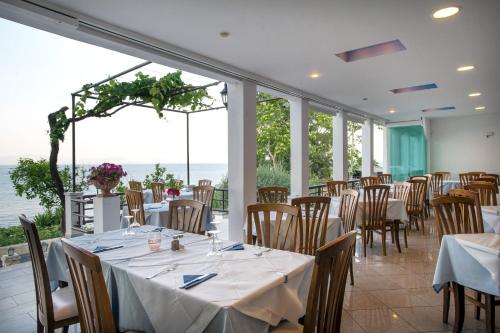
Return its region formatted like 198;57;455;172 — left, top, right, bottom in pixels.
69;61;227;190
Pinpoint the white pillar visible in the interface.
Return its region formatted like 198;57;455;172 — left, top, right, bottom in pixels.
64;192;83;238
362;119;374;176
290;98;309;196
333;111;348;180
227;81;257;242
93;196;121;234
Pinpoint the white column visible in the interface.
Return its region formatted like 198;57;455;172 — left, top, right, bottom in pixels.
362;119;374;176
333;111;348;180
290;98;309;196
93;196;121;234
227;80;257;242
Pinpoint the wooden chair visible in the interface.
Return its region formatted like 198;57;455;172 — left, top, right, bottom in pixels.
271;231;357;333
378;173;393;184
246;203;301;252
168;199;205;234
61;239;116;333
448;189;484;233
151;182;165;203
360;185;390;256
459;172;483;187
198;179;212;186
192;185;215;210
477;175;499;193
338;189;359;285
258;186;288;203
125;189;146;225
406;179;427;236
19;215;79;333
291;196;331;256
360;176;380;188
430;172;444;197
411;175;431;217
465;181;498;206
128;180;143;192
325;180;347;197
435;171;451;180
389;182;411;247
431;195;497;330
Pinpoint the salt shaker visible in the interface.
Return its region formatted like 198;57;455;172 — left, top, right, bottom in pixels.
171;235;180;251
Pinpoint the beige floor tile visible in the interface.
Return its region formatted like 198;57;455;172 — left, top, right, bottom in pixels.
349;308;417;333
369;288;436;308
340;311;366;333
343;290;387;310
393;306;453;332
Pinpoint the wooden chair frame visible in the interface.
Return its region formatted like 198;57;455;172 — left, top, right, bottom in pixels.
128;180;143;192
477;175;499;194
390;182;411;246
338;189;359;285
465;181;498;206
258;186;289;203
168;199;205;234
459;172;483;187
125;189;146;225
325;181;347;197
378;173;393;184
406;179;427;235
192;185;215;210
361;185;390;256
360;176;380;188
430;173;444;197
151;182;165;203
198;179;212;186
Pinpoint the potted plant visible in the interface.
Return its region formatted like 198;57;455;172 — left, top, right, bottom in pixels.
166;178;184;199
88;163;127;197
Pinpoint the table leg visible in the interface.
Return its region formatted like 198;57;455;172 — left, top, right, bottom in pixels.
451;282;465;333
394;220;401;253
485;293;495;333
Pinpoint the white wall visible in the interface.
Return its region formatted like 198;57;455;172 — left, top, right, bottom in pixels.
430;114;500;174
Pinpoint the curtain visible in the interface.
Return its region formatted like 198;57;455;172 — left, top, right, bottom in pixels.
389;125;427;181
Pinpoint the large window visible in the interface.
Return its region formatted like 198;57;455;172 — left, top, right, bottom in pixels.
309;111;333;185
347;120;362;179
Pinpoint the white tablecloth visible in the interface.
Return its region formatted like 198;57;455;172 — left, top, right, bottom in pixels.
330;196;408;226
433;233;500;296
46;226;314;333
144;189;193;204
482;206;500;234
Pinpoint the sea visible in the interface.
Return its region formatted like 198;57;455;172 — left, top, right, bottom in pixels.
0;163;227;228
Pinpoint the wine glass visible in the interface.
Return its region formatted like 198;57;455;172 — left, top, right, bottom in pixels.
130;208;141;228
147;230;162;251
122;215;134;236
207;230;222;256
161;192;167;204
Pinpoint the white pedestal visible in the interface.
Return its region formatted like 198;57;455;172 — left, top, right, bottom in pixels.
93;195;121;234
64;192;83;238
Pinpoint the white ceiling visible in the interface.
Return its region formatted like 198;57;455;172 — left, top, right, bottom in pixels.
15;0;500;121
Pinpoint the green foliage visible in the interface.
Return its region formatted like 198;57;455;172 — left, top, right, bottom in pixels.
142;163;174;189
9;158;88;210
256;164;290;188
347;121;362;178
0;210;62;247
32;207;63;227
309;112;333;181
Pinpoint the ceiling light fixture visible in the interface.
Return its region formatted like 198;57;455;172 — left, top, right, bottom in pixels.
309;72;321;78
219;31;230;38
468;92;481;97
389;109;396;114
433;6;461;19
475;106;485;110
457;65;475;71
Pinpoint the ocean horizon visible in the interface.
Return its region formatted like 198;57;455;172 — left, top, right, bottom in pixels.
0;163;228;227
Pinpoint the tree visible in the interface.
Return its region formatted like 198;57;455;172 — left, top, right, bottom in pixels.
309;112;333;182
47;70;213;233
347;121;362;178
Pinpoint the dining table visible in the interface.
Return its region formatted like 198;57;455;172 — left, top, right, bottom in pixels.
481;206;500;234
46;225;314;333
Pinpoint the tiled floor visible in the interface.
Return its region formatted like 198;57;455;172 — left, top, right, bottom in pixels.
0;218;498;333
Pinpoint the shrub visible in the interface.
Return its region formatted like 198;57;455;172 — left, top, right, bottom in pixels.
143;163;174;189
32;208;63;228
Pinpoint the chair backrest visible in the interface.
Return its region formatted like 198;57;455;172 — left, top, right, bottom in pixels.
325;181;347;197
291;196;331;255
151;182;165;203
477;175;499;193
481;173;499;186
246;203;301;252
19;215;54;323
430;173;444;196
168;199;205;234
432;195;483;241
362;185;390;229
448;188;484;233
378;173;393;184
303;231;357;333
257;186;288;203
465;181;498;206
129;180;143;192
198;179;212;186
125;189;145;225
407;179;427;214
435;171;451;180
338;189;359;233
192;185;215;209
459;172;483;187
61;239;116;333
393;182;411;202
360;176;380;188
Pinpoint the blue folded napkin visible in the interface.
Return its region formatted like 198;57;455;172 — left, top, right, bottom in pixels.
180;273;217;289
183;275;202;284
92;245;123;253
222;242;244;251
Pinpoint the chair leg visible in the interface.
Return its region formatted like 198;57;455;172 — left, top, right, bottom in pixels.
443;283;451;323
474;292;481;320
370;231;374;248
37;320;43;333
485;293;495;333
362;230;367;257
349;257;354;286
451;282;465;333
391;225;395;243
62;326;70;333
420;213;425;235
382;229;387;256
394;221;401;253
403;224;408;248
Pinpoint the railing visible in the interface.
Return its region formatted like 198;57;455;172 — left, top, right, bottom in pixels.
70;192;126;232
212;188;228;212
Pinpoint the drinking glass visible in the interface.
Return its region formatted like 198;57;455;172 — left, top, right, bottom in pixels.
130;208;141;228
122;215;134;236
207;230;222;256
147;230;162;251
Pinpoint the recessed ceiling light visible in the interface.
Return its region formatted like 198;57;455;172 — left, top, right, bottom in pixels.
475;106;485;110
389;109;396;114
433;6;461;19
362;97;368;101
219;31;230;38
468;92;481;97
309;72;321;78
457;65;475;71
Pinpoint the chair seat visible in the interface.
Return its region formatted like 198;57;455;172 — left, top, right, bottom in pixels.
52;287;78;322
270;321;303;333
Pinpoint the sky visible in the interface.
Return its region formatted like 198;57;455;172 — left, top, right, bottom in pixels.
0;18;228;165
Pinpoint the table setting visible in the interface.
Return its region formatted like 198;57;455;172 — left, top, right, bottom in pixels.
46;224;314;333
